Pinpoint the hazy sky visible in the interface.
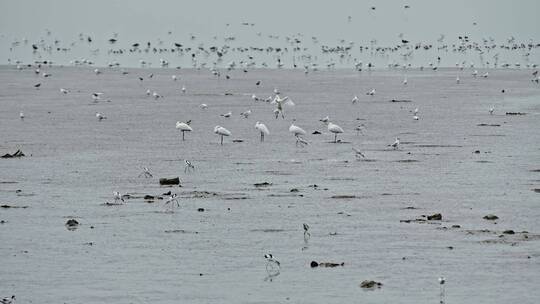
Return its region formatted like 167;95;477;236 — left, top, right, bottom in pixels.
1;0;539;67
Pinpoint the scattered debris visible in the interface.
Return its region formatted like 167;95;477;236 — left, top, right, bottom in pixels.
360;280;383;289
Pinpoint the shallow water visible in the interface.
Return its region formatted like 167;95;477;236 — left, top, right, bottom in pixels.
1;66;540;303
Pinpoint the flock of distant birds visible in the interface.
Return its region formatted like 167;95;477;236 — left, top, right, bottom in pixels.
3;6;539;301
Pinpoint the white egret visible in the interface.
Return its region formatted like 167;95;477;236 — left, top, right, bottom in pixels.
255;121;269;142
327;122;344;143
214;125;231;145
176;121;193;141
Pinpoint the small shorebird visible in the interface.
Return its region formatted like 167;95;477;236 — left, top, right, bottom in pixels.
138;167;153;178
255;121;269;142
264;253;281;274
184;160;195;173
389;137;400;150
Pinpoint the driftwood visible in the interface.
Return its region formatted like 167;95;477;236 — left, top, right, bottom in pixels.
1;150;25;158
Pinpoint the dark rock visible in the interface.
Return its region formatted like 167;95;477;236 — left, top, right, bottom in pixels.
427;213;442;221
483;214;499;220
254;182;272;187
290;188;299;192
0;205;28;209
474;150;481;154
197;208;205;212
452;225;461;228
65;219;79;227
310;261;319;267
390;99;412;102
360;280;383;289
232;139;244;143
503;230;515;234
312;131;322;135
159;177;180;185
144;195;155;200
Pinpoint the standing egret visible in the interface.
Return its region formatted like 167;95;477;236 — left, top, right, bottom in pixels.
214;125;231;145
255;121;269;142
327;122;344;143
352;95;359;104
176;121;193;141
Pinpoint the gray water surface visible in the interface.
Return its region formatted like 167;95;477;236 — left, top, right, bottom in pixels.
1;66;539;303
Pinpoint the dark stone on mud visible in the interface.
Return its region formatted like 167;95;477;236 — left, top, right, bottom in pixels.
503;230;515;234
505;112;526;115
477;123;501;127
232;139;244;143
390;99;412;102
0;204;28;209
144;195;155;200
311;260;344;268
197;208;205;212
1;149;25;158
452;225;461;228
290;188;299;192
65;219;79;227
312;131;322;135
483;214;499;220
427;213;442;220
360;280;383;289
254;182;272;187
474;150;481;154
159;177;180;185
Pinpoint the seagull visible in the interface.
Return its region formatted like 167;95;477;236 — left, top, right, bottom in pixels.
214;125;231;145
96;112;106;121
255;121;270;142
240;110;252;118
482;72;489;78
327;122;344;143
403;78;408;85
489;107;494;115
220;111;232;118
319;116;330;123
0;296;15;304
414;108;419;115
172;75;178;81
94;68;101;75
389;137;400;149
138;167;153;178
200;103;208;109
352;147;366;159
456;76;460;84
164;194;179;212
413;115;419;120
181;86;186;94
472;70;478;78
113;191;124;204
366;88;376;96
145;89;151;96
184;160;195;173
60;88;69;94
176;121;193;141
352;95;359;104
92;92;103;102
19;112;24;120
264;253;281;274
251;94;259;101
152;91;162;99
